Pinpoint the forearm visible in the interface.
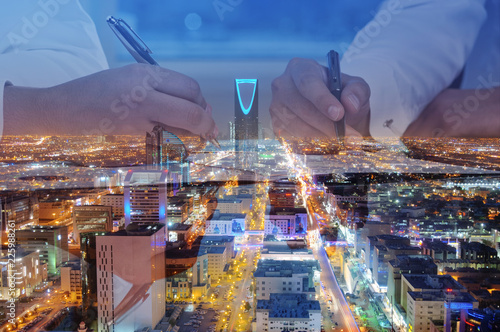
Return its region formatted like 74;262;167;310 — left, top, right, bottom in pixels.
3;85;52;135
404;87;500;138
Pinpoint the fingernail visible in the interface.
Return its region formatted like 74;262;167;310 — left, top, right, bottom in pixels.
348;94;360;111
328;106;340;120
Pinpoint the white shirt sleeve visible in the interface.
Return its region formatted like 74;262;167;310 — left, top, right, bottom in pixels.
0;0;109;138
340;0;487;138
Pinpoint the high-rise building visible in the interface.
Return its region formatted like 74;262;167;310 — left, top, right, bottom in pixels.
145;125;190;186
60;260;82;302
101;194;125;218
80;231;107;318
228;121;235;148
73;205;113;244
97;223;166;332
0;250;44;299
0;193;39;235
15;225;68;275
124;170;168;240
234;79;258;168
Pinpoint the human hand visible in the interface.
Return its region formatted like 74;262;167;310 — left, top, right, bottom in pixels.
404;87;500;138
270;57;371;140
3;63;218;139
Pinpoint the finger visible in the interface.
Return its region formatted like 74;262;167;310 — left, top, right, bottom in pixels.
149;91;216;138
340;73;371;116
143;65;208;109
271;110;328;139
150;121;197;138
288;59;344;121
271;76;336;137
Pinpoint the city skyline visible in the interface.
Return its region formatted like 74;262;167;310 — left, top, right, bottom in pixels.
0;133;500;332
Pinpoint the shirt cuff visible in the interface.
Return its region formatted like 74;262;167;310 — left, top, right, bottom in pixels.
340;58;415;139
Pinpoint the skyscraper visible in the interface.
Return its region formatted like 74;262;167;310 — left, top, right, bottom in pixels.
145;125;190;186
228;121;235;149
124;171;168;240
97;223;166;332
234;79;258;168
73;205;112;244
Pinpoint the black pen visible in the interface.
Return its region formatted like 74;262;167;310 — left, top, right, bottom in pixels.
326;50;345;148
106;16;221;149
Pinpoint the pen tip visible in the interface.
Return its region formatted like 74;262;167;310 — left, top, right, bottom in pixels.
211;138;221;150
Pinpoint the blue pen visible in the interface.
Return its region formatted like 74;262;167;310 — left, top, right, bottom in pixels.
327;50;345;148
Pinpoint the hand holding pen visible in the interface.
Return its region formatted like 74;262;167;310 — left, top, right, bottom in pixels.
107;16;220;148
269;56;371;142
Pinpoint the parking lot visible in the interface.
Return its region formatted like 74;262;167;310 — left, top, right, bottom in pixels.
176;304;219;332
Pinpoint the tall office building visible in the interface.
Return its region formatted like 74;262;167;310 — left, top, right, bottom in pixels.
234;79;258;168
228;121;235;149
97;223;166;332
80;231;107;319
101;194;125;218
145;125;190;186
73;205;112;244
0;193;39;237
15;225;68;275
124;170;168;240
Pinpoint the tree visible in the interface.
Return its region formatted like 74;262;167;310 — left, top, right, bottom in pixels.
169;318;176;327
244;302;251;311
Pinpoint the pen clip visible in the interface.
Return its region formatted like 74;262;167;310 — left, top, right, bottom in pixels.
327;51;342;101
107;16;152;54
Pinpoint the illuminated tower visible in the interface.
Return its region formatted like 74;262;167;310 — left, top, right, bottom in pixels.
234;79;258;168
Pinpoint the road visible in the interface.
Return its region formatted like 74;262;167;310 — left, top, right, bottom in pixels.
228;250;254;332
313;244;359;332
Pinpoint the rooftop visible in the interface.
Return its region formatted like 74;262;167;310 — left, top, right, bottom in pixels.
168;223;191;231
462;241;498;254
391;255;437;270
257;293;320;318
211;210;246;220
107;222;165;236
205;246;226;254
403;274;466;291
408;290;477;304
268;207;307;215
422;240;457;253
254;260;320;278
216;199;242;203
195;235;235;245
165;246;207;259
